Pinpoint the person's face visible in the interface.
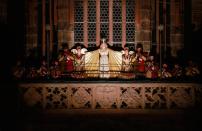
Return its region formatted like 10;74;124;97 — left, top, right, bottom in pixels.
150;56;154;61
77;48;81;54
55;61;58;65
101;43;107;49
125;49;129;55
137;48;142;53
163;64;167;68
64;48;68;52
174;64;179;68
42;61;46;65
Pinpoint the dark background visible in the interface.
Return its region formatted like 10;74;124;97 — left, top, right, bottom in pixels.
0;0;202;130
0;0;25;130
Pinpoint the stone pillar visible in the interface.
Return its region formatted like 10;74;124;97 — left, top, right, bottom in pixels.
140;0;151;52
135;0;141;47
68;0;74;49
109;0;113;46
96;0;100;46
156;0;160;54
25;0;38;55
49;0;53;56
83;0;88;47
42;0;46;56
170;0;184;57
122;0;126;48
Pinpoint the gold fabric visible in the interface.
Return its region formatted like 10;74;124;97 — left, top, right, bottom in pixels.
84;49;122;78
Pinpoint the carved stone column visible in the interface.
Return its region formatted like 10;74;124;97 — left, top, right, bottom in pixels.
135;0;152;52
170;0;184;57
135;0;141;46
122;0;126;48
68;0;74;49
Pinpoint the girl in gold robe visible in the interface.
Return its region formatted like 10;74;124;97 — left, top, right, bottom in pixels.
84;40;122;78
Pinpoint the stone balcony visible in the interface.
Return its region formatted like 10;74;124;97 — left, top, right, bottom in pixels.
18;82;202;114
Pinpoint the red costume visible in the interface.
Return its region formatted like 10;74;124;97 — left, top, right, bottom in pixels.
62;50;74;72
65;55;74;72
137;57;145;72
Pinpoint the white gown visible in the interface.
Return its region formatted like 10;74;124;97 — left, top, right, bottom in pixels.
99;49;109;78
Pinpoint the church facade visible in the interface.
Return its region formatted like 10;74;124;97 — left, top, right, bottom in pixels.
25;0;188;58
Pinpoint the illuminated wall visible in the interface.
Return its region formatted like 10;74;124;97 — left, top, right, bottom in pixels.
25;0;186;58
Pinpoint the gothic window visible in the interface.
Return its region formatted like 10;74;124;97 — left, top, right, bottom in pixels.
74;0;84;42
74;0;135;48
88;0;96;47
100;0;109;41
126;0;135;43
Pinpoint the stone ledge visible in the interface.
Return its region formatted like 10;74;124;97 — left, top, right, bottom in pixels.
19;82;202;114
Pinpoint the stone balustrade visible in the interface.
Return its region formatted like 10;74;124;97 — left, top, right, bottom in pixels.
19;82;202;114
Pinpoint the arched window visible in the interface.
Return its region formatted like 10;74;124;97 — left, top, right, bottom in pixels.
74;0;135;48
